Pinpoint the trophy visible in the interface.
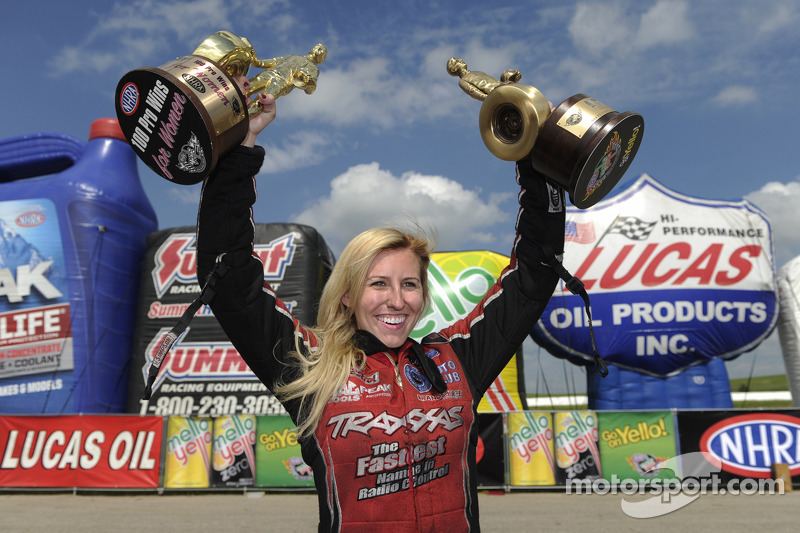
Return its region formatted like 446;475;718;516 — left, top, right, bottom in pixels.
447;58;643;209
115;31;327;185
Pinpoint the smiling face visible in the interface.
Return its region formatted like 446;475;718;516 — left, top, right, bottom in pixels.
342;247;425;349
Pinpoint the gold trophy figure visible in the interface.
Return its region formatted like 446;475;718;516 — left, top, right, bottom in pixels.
448;57;644;209
447;58;551;163
193;32;327;116
115;31;327;185
246;45;327;101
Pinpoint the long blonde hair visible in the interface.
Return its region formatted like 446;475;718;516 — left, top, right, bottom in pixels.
274;226;433;438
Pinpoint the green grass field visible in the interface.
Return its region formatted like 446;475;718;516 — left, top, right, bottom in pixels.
729;374;789;392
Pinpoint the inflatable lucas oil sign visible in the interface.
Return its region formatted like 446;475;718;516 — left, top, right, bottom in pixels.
532;174;778;377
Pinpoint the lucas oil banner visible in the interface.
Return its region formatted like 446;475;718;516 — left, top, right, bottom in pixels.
127;224;334;417
532;174;777;377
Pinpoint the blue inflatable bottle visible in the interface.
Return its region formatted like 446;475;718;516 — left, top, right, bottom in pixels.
0;118;158;413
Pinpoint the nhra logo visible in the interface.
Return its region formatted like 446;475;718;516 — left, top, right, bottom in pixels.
119;82;139;115
151;232;298;298
699;413;800;478
182;74;206;93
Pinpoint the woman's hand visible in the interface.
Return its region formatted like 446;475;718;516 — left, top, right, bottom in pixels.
234;75;277;147
242;92;276;147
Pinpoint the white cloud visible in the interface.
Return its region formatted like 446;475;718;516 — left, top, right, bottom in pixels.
635;0;695;48
745;179;800;268
47;0;291;75
711;85;759;106
756;3;800;34
258;130;335;174
568;2;635;57
291;163;512;255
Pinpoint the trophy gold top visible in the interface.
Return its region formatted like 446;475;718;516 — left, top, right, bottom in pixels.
192;31;327;116
446;57;521;101
192;30;261;77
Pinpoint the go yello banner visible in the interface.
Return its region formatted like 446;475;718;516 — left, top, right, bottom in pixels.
256;415;314;488
507;411;556;486
597;411;677;482
164;416;212;488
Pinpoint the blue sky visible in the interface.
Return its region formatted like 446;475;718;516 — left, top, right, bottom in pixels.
3;0;799;395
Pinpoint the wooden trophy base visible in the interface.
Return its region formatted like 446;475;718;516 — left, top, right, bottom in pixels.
531;94;644;209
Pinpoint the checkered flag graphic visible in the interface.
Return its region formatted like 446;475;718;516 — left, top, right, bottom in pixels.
606;216;657;241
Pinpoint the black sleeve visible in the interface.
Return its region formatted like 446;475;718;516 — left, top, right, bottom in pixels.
437;159;564;397
195;145;309;407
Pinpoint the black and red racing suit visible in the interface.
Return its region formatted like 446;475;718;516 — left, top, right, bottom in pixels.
196;145;565;532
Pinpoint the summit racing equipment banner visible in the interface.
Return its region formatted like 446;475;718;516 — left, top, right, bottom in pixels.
127;224;334;417
0;415;162;488
412;251;527;412
532;174;777;377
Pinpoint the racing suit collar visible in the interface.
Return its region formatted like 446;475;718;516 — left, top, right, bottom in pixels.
352;330;447;393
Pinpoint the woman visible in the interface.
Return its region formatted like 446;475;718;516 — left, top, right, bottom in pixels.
196;80;565;531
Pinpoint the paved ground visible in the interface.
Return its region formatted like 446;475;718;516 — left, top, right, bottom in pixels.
1;490;797;532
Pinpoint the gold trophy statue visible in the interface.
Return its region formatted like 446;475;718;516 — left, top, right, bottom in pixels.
448;57;643;209
115;31;327;185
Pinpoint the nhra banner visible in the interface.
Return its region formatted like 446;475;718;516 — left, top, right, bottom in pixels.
413;251;527;412
532;174;778;377
0;415;162;488
127;224;334;417
677;410;800;483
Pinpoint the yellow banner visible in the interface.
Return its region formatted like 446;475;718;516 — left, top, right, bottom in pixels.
507;411;556;486
164;416;212;488
413;251;526;412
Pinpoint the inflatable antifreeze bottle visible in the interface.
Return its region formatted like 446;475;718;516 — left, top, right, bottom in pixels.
0;118;158;414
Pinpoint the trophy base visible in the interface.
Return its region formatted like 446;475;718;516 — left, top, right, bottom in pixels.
531;94;644;209
115;55;248;185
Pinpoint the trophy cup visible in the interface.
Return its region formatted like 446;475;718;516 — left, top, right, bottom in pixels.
447;58;643;209
115;31;327;185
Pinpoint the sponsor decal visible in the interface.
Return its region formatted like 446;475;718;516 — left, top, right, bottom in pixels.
700;413;800;477
151;232;297;298
175;132;206;174
119;82;139;115
620;124;641;167
327;406;464;439
182;74;206;93
583;131;622;202
332;380;393;403
355;437;451;500
404;363;432;393
15;212;45;228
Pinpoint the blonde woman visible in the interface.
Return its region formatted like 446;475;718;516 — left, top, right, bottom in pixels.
197;89;565;531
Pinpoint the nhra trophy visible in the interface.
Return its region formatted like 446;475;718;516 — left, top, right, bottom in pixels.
115;31;327;185
447;57;643;208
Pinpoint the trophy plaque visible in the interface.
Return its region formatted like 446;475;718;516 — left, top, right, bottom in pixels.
448;57;644;209
115;31;326;185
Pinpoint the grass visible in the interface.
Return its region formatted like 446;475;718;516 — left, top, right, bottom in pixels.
729;374;789;392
